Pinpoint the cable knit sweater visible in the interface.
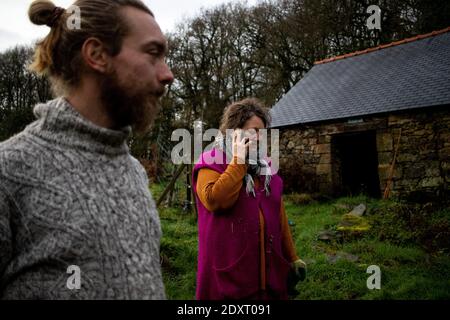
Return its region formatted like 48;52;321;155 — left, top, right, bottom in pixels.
0;98;165;300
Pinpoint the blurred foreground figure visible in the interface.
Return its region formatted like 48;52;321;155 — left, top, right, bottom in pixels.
0;0;173;299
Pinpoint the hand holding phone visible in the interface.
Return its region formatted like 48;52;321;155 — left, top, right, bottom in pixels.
232;129;250;164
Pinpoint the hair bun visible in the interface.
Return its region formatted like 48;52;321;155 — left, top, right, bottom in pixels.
28;0;64;27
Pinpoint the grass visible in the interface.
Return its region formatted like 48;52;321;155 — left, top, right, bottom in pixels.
150;185;450;300
151;182;198;299
159;207;198;300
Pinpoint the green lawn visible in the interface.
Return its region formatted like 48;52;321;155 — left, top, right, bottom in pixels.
151;184;450;300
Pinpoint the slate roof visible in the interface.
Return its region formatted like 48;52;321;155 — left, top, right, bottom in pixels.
270;27;450;128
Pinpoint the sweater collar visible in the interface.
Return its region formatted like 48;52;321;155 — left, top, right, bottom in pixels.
27;97;131;155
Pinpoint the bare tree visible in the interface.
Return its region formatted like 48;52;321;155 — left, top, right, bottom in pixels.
0;46;52;141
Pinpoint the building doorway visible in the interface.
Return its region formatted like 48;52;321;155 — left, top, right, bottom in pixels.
332;131;381;198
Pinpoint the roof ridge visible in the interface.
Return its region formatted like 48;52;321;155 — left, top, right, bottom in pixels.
314;26;450;65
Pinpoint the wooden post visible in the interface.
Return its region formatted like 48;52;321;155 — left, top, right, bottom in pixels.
383;128;402;199
183;163;191;213
187;163;198;217
157;164;186;207
168;165;177;206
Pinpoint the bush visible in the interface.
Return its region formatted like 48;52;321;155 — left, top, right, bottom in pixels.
367;202;450;253
285;193;315;206
139;158;158;181
279;160;317;193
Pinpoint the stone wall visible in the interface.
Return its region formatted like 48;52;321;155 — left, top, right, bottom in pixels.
278;106;450;197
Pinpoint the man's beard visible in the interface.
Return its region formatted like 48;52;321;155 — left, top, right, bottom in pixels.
99;70;165;134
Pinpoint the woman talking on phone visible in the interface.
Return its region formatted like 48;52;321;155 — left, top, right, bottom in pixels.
192;98;306;300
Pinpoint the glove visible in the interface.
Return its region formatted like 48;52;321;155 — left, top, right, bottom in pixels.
291;259;307;281
287;258;307;296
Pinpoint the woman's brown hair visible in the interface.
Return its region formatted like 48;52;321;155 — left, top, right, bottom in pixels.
28;0;153;95
219;98;271;134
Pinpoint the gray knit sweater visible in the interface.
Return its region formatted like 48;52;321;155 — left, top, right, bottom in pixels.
0;98;165;299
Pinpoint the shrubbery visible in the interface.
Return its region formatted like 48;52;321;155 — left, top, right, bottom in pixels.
367;202;450;253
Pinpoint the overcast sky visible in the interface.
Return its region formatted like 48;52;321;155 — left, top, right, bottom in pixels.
0;0;257;52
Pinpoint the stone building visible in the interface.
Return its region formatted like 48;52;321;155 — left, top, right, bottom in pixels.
270;27;450;198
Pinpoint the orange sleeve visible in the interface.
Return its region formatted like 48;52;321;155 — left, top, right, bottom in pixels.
280;198;299;263
196;156;248;212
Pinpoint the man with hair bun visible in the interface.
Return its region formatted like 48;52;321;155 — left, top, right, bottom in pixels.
0;0;173;299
